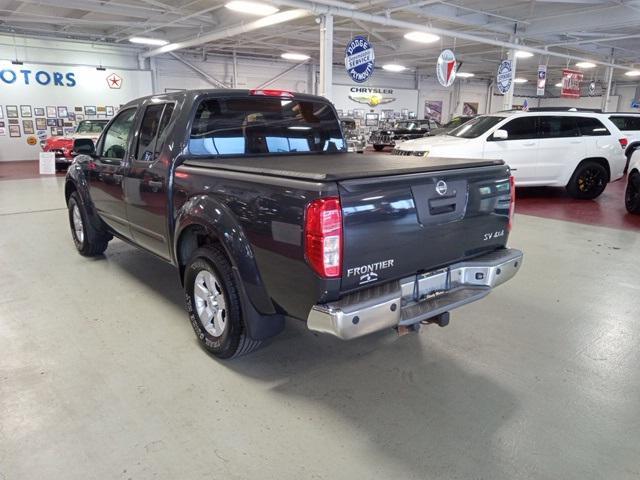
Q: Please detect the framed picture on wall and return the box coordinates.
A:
[76,115,84,121]
[63,127,75,136]
[462,102,478,116]
[63,121,73,127]
[56,119,64,127]
[6,105,18,118]
[68,113,75,122]
[23,120,35,134]
[84,106,96,116]
[36,118,47,130]
[0,105,3,119]
[75,106,83,112]
[97,106,106,113]
[105,106,114,116]
[0,123,5,136]
[9,125,21,137]
[20,105,32,118]
[8,119,19,125]
[34,107,45,117]
[46,106,57,118]
[57,106,68,118]
[46,119,57,127]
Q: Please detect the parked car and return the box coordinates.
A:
[393,111,627,199]
[369,119,438,151]
[625,150,640,214]
[607,113,640,169]
[426,115,475,136]
[41,119,109,170]
[65,89,522,359]
[340,117,366,153]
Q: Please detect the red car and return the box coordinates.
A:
[41,120,109,170]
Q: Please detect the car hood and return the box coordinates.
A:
[395,135,472,151]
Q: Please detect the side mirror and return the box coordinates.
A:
[73,138,96,157]
[493,129,508,140]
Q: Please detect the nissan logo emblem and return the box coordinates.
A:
[435,180,448,196]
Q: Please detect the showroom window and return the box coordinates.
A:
[101,108,137,160]
[136,103,175,162]
[576,117,610,136]
[189,96,345,156]
[539,116,580,138]
[495,116,538,140]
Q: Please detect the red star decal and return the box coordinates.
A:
[106,73,122,89]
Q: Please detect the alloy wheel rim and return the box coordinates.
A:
[193,269,227,337]
[577,168,604,193]
[72,205,84,243]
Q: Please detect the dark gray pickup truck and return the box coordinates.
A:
[65,89,522,358]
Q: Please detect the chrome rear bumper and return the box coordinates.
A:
[307,248,523,340]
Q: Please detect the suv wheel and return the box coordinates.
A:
[184,245,262,359]
[566,161,608,200]
[373,144,385,152]
[625,171,640,214]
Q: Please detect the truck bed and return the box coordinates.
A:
[181,153,503,181]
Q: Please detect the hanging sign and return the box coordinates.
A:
[588,81,596,96]
[436,49,457,87]
[345,36,375,84]
[496,60,513,94]
[561,69,583,98]
[537,65,547,96]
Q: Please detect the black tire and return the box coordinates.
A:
[68,191,110,256]
[625,171,640,214]
[566,161,609,200]
[184,245,261,359]
[373,144,385,152]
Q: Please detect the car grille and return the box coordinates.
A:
[371,134,393,144]
[391,149,427,156]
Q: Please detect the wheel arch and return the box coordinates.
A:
[573,157,611,183]
[625,141,640,159]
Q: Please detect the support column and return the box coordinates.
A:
[501,48,518,111]
[319,14,333,101]
[232,50,238,88]
[602,64,614,112]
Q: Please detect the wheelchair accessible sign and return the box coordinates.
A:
[345,36,375,83]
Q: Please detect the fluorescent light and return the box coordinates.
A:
[625,70,640,77]
[225,0,279,16]
[404,31,440,43]
[555,82,563,87]
[513,78,528,83]
[515,50,534,59]
[11,60,23,65]
[129,37,169,46]
[456,72,475,78]
[288,126,311,130]
[382,64,406,72]
[576,61,596,69]
[281,52,310,61]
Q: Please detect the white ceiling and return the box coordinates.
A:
[1,0,640,84]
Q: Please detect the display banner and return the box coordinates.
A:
[496,60,513,94]
[345,36,375,83]
[436,50,457,87]
[537,65,547,96]
[561,69,583,98]
[424,100,443,123]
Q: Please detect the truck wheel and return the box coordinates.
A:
[625,171,640,214]
[566,161,608,199]
[373,144,385,152]
[184,246,261,359]
[67,192,110,256]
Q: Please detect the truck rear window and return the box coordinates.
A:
[189,97,345,156]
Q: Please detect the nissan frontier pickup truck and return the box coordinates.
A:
[65,89,523,359]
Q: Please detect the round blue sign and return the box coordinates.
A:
[345,36,375,83]
[496,60,513,94]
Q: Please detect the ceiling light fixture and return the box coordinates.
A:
[576,61,596,69]
[624,70,640,77]
[515,50,534,59]
[513,78,528,83]
[225,0,279,16]
[129,37,169,46]
[456,72,475,78]
[382,64,406,72]
[404,31,440,43]
[281,52,310,61]
[555,82,563,87]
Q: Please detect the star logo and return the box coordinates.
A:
[106,73,122,89]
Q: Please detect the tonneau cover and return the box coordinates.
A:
[182,154,504,182]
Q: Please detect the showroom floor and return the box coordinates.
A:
[1,176,639,480]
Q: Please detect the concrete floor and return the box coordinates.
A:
[1,176,639,480]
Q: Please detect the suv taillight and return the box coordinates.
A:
[619,138,628,149]
[508,176,516,231]
[304,197,342,278]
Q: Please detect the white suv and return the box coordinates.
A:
[393,111,627,199]
[626,150,640,213]
[608,113,640,168]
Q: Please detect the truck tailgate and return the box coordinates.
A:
[339,164,511,292]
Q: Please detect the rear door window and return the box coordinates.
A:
[609,116,640,131]
[189,96,345,156]
[576,117,610,136]
[135,103,175,162]
[496,116,538,140]
[539,116,580,138]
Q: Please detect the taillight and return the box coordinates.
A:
[508,175,516,232]
[249,89,294,98]
[304,197,342,278]
[619,138,628,149]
